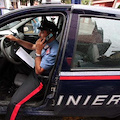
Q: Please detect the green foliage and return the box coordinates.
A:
[81,0,90,5]
[61,0,71,4]
[65,0,71,4]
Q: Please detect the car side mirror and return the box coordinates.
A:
[24,27,29,32]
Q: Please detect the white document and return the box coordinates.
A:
[16,47,35,68]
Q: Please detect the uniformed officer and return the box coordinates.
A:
[5,20,59,120]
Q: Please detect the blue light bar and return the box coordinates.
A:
[71,0,81,4]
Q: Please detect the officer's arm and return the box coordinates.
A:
[6,35,36,50]
[35,38,46,75]
[35,57,45,75]
[17,38,36,50]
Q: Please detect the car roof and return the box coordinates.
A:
[72,4,120,16]
[18,4,120,17]
[0,4,120,21]
[1,4,120,15]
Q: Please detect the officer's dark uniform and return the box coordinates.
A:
[6,21,59,120]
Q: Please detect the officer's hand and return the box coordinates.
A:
[5,35,18,42]
[36,37,46,54]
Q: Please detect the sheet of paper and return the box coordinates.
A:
[16,47,35,68]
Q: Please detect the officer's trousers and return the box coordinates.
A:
[6,71,43,120]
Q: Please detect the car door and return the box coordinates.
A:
[55,8,120,118]
[0,6,71,115]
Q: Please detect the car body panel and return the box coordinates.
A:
[55,71,120,117]
[54,5,120,118]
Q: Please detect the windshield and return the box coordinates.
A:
[0,21,20,31]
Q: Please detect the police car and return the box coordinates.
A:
[0,4,120,119]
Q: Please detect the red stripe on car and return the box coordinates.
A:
[60,76,120,80]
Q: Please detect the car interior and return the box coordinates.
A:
[0,14,64,107]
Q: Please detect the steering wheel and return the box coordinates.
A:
[0,36,21,64]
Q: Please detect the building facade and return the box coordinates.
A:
[92,0,120,8]
[3,0,30,9]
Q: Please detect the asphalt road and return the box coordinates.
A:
[0,116,118,120]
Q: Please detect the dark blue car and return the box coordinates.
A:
[0,4,120,119]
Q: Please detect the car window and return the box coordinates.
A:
[24,16,59,34]
[72,17,120,69]
[24,17,41,34]
[0,21,21,31]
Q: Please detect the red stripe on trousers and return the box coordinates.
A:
[10,82,43,120]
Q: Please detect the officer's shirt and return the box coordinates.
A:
[40,40,59,71]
